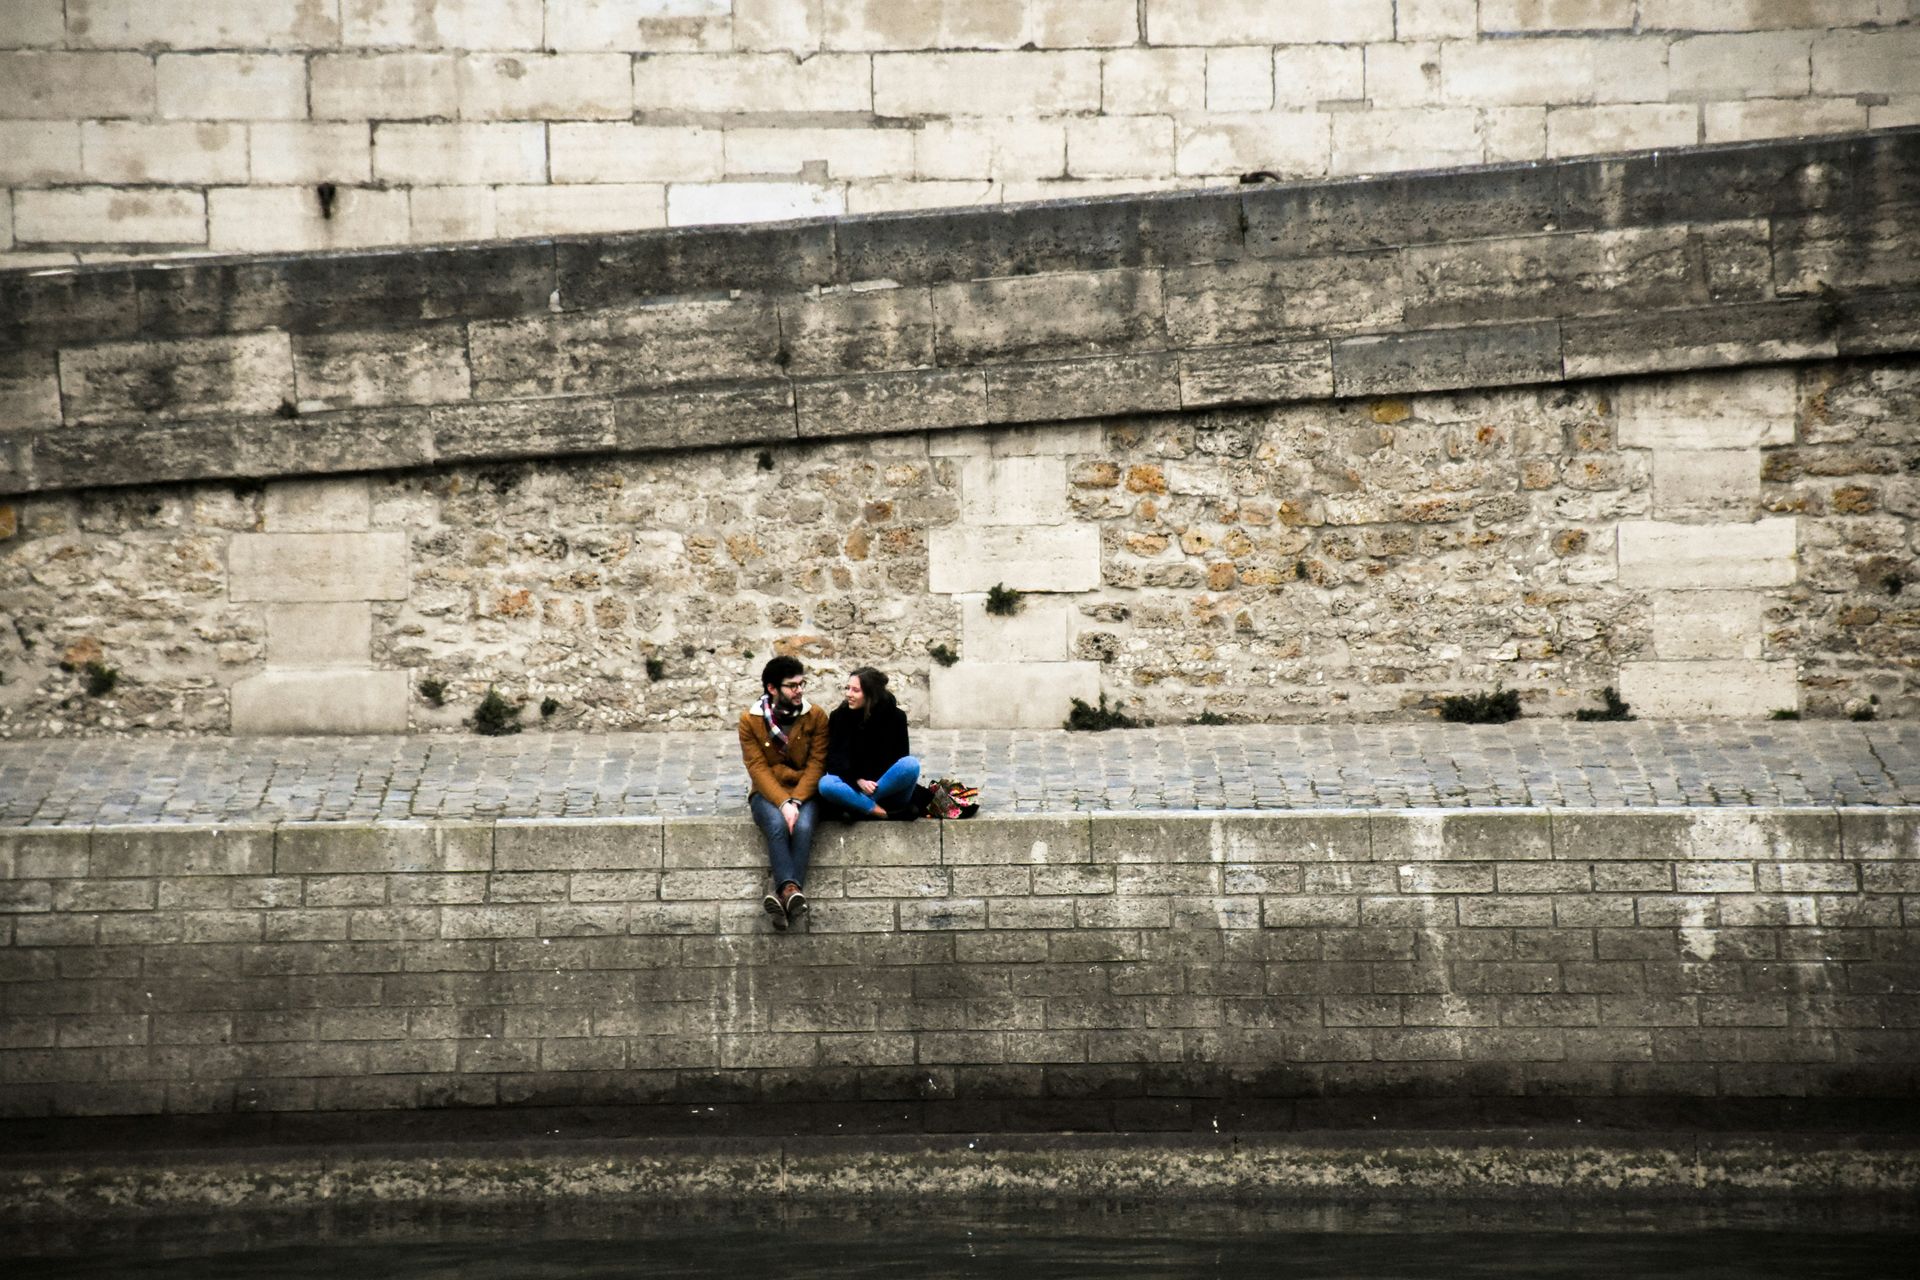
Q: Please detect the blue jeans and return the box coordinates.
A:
[818,756,921,818]
[749,794,817,890]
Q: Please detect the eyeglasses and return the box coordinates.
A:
[778,678,806,690]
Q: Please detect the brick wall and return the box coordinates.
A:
[1,808,1915,1125]
[1,1,1914,266]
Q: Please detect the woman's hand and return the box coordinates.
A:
[857,779,878,796]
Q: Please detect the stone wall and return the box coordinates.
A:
[1,808,1914,1124]
[1,1,1915,267]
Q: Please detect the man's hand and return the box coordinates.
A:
[782,799,799,833]
[857,779,878,796]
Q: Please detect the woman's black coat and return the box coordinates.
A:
[825,703,910,783]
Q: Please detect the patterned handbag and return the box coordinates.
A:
[922,777,980,819]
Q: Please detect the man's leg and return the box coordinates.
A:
[872,756,921,809]
[787,799,819,889]
[816,773,873,816]
[749,793,798,889]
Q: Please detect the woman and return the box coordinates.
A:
[819,667,920,819]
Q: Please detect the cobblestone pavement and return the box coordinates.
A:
[2,722,1916,827]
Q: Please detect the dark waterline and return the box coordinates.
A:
[16,1198,1920,1279]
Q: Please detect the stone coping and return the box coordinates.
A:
[5,1131,1920,1219]
[3,128,1915,496]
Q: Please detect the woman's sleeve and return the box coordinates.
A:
[891,706,911,766]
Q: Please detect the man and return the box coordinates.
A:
[737,655,827,931]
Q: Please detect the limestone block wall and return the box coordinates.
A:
[0,809,1914,1124]
[1,1,1916,267]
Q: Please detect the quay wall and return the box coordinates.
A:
[0,808,1916,1129]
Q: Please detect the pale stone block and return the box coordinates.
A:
[961,596,1073,663]
[928,422,1104,457]
[547,0,731,51]
[1101,48,1206,113]
[1066,116,1175,179]
[79,122,247,185]
[208,187,412,253]
[1868,99,1920,129]
[1028,0,1139,48]
[408,186,497,242]
[724,127,914,179]
[1146,0,1394,44]
[1812,28,1920,97]
[264,478,372,533]
[1441,37,1602,106]
[874,51,1101,117]
[0,52,156,119]
[295,325,471,411]
[1207,47,1274,111]
[1669,32,1812,101]
[1617,661,1798,720]
[341,0,544,50]
[70,0,341,49]
[1481,1,1634,30]
[929,662,1101,729]
[1482,107,1548,161]
[1274,45,1365,107]
[1652,450,1760,520]
[823,0,1026,51]
[551,124,725,183]
[265,603,374,667]
[1616,519,1797,590]
[666,181,843,226]
[1705,98,1869,144]
[1646,0,1906,33]
[959,456,1067,526]
[916,119,1065,180]
[1333,108,1481,173]
[927,526,1101,593]
[311,55,459,121]
[1175,112,1330,178]
[1363,41,1445,109]
[1546,105,1699,159]
[495,184,669,236]
[733,0,824,52]
[845,179,999,213]
[633,53,872,113]
[1590,38,1671,104]
[155,54,308,121]
[5,0,64,45]
[373,123,548,185]
[229,532,410,603]
[0,350,60,429]
[0,122,82,183]
[1615,368,1797,450]
[1652,592,1763,661]
[249,124,374,185]
[14,187,204,245]
[456,53,633,120]
[230,669,411,735]
[1395,0,1478,37]
[1000,177,1193,202]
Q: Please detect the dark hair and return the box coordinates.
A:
[846,667,897,722]
[761,655,803,694]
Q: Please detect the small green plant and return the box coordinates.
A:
[1770,708,1802,720]
[473,686,523,736]
[1190,710,1229,726]
[418,677,447,707]
[1573,686,1634,722]
[645,656,667,681]
[82,661,118,697]
[756,449,775,471]
[1439,686,1521,724]
[1065,694,1143,731]
[928,643,960,668]
[540,696,560,719]
[985,583,1024,617]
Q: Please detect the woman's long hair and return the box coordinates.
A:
[847,667,897,722]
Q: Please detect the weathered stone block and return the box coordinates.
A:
[932,270,1165,367]
[1617,660,1799,718]
[1616,519,1796,589]
[1166,254,1400,348]
[431,398,618,463]
[90,827,274,878]
[78,122,248,185]
[230,669,411,735]
[1372,811,1553,862]
[1146,0,1393,43]
[726,126,916,180]
[781,287,936,376]
[497,184,670,238]
[248,123,375,186]
[73,0,341,48]
[0,122,81,185]
[874,51,1100,116]
[155,53,309,120]
[659,819,762,871]
[985,354,1181,425]
[469,298,781,399]
[0,52,156,119]
[14,188,205,247]
[228,532,409,603]
[275,823,488,875]
[372,123,547,186]
[1772,203,1920,295]
[796,369,987,439]
[310,54,459,121]
[208,187,414,255]
[455,53,631,121]
[961,595,1071,663]
[0,350,60,429]
[617,382,794,452]
[1838,808,1920,861]
[263,478,371,533]
[1333,322,1562,397]
[293,325,471,414]
[60,332,291,426]
[928,525,1101,593]
[341,0,543,49]
[265,603,373,668]
[959,455,1066,526]
[929,661,1101,728]
[1650,592,1762,660]
[941,816,1092,866]
[1334,108,1484,173]
[1651,450,1759,519]
[1547,105,1701,159]
[1560,299,1836,379]
[1616,367,1798,449]
[1684,809,1839,862]
[497,820,664,872]
[0,829,90,879]
[1174,111,1331,178]
[636,52,870,113]
[811,821,943,871]
[1178,339,1332,408]
[555,221,835,311]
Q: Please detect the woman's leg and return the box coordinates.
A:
[871,756,921,809]
[749,793,798,888]
[818,772,880,817]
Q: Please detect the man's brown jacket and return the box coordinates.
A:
[737,703,828,806]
